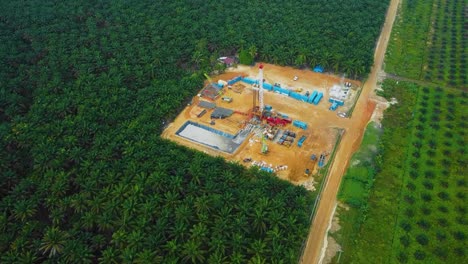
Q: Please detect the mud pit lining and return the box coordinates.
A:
[176,121,250,154]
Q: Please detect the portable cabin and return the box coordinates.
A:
[297,135,307,147]
[289,92,309,102]
[308,91,318,103]
[293,120,308,130]
[313,92,323,105]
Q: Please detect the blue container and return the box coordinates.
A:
[242,77,257,85]
[329,102,338,111]
[260,167,274,173]
[329,98,344,106]
[227,76,242,85]
[273,86,291,96]
[313,92,323,105]
[297,135,307,147]
[314,66,324,73]
[263,83,273,91]
[293,120,308,130]
[289,92,299,100]
[265,105,273,111]
[308,91,318,103]
[290,92,308,102]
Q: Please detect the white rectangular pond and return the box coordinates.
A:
[176,121,250,154]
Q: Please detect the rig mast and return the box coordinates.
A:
[258,64,264,114]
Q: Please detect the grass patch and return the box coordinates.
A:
[338,122,381,208]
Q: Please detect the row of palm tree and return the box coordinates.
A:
[0,0,390,262]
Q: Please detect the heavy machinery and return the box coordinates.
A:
[203,73,213,84]
[222,96,233,103]
[318,152,329,167]
[265,117,291,127]
[261,134,268,154]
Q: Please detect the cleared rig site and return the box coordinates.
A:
[162,63,364,185]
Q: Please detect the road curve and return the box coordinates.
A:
[300,0,401,263]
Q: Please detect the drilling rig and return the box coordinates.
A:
[252,64,265,118]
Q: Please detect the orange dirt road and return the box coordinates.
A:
[300,0,400,263]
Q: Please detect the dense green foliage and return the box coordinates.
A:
[239,49,254,66]
[385,0,467,88]
[6,0,410,262]
[0,0,391,77]
[335,80,467,263]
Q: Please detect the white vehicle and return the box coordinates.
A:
[293,76,299,81]
[337,112,347,118]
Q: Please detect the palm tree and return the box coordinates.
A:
[248,45,258,60]
[80,212,95,230]
[18,251,37,264]
[230,251,246,264]
[190,223,208,240]
[1,251,20,264]
[39,227,68,257]
[207,250,228,264]
[70,193,88,214]
[97,210,114,231]
[12,200,36,222]
[163,239,179,256]
[99,247,120,264]
[135,249,162,264]
[248,254,266,264]
[62,239,93,264]
[182,239,206,263]
[251,208,267,235]
[191,51,204,68]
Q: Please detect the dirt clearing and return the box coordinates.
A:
[162,63,363,185]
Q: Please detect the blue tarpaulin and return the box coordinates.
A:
[313,65,324,73]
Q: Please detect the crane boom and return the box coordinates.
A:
[203,73,213,84]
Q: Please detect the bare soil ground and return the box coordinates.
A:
[300,0,401,263]
[321,204,342,264]
[162,63,363,184]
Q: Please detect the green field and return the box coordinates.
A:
[385,0,467,88]
[335,79,467,263]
